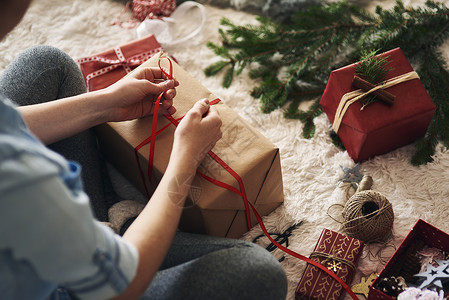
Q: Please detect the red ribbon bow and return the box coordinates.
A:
[134,56,360,300]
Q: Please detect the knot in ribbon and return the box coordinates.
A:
[333,71,420,133]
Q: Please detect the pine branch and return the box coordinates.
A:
[205,0,449,165]
[285,98,323,138]
[411,47,449,164]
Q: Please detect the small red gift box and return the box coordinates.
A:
[295,229,364,300]
[368,219,449,299]
[320,47,436,162]
[77,35,163,91]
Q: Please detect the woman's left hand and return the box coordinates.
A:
[101,66,179,122]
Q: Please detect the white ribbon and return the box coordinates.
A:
[136,1,206,47]
[332,71,420,133]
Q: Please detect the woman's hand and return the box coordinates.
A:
[170,98,223,171]
[100,67,179,122]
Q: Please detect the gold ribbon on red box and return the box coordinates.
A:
[332,71,419,133]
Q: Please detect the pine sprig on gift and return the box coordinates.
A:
[205,0,449,165]
[355,49,392,85]
[354,49,393,109]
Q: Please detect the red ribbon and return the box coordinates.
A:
[134,57,359,300]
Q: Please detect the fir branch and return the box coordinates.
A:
[205,0,449,165]
[411,47,449,164]
[222,64,235,88]
[204,60,230,77]
[285,98,323,138]
[331,130,345,150]
[411,119,438,165]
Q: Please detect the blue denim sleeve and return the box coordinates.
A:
[0,152,139,300]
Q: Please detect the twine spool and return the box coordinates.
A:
[342,190,394,243]
[356,175,373,193]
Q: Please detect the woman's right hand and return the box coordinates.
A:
[171,98,222,170]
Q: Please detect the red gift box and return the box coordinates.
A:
[320,47,436,162]
[295,229,364,300]
[368,219,449,299]
[77,35,163,91]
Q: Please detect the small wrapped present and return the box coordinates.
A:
[95,52,284,238]
[77,35,163,91]
[320,47,436,162]
[295,229,364,300]
[368,219,449,299]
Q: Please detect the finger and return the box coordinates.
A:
[144,79,176,96]
[161,98,176,115]
[161,98,173,109]
[138,67,166,81]
[132,67,156,81]
[170,77,179,87]
[167,106,176,115]
[189,98,210,118]
[205,105,220,118]
[134,66,179,83]
[163,88,176,101]
[148,67,179,86]
[202,105,222,125]
[149,103,171,115]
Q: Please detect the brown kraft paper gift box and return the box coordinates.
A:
[295,229,364,300]
[95,52,284,238]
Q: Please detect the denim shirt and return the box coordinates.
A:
[0,95,138,299]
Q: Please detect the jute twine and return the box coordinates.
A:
[341,190,394,243]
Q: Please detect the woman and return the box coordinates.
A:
[0,1,287,299]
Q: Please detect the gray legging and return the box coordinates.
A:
[0,45,287,300]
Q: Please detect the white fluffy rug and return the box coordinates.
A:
[2,0,449,299]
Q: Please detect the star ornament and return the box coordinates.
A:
[415,259,449,289]
[339,163,363,190]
